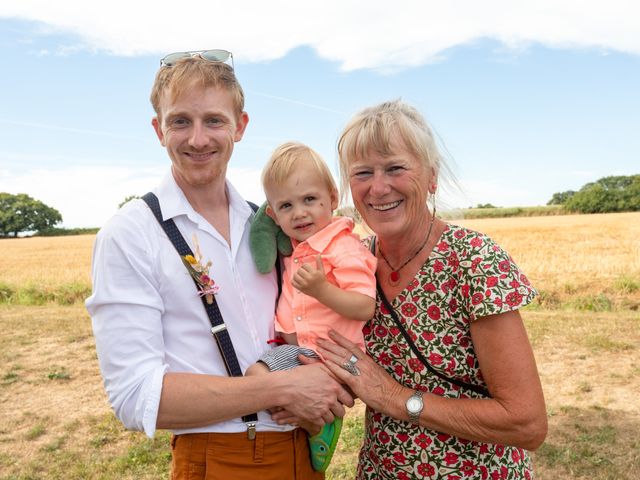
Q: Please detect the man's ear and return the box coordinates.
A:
[151,117,165,146]
[234,112,249,142]
[265,204,279,224]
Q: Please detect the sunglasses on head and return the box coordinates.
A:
[160,49,234,69]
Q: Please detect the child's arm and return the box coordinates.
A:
[292,255,375,321]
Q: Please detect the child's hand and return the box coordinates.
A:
[292,255,328,299]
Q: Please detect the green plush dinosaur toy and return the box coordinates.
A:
[249,202,293,273]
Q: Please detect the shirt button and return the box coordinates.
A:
[296,315,302,321]
[294,258,299,264]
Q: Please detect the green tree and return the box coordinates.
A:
[0,193,63,237]
[564,175,640,213]
[547,190,576,205]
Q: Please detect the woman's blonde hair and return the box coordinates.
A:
[337,99,443,203]
[262,142,338,198]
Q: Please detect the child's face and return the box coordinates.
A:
[266,171,338,243]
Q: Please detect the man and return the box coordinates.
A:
[86,50,352,479]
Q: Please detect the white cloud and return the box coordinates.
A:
[1,1,638,70]
[1,164,265,228]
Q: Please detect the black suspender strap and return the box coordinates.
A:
[142,192,259,438]
[370,237,491,398]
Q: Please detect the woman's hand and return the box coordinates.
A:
[316,330,405,415]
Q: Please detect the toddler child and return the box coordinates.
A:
[247,142,377,471]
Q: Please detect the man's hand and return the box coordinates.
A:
[291,255,328,299]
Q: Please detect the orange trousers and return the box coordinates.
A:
[170,429,324,480]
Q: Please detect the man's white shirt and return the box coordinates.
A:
[86,172,287,437]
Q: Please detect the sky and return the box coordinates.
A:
[0,1,639,228]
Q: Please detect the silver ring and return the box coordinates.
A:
[348,354,358,364]
[342,361,360,376]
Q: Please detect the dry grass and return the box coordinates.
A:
[0,235,94,287]
[1,305,638,479]
[1,213,639,478]
[455,212,640,308]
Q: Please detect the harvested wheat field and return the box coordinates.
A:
[1,212,639,479]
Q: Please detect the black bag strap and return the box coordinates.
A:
[142,192,259,435]
[370,237,490,398]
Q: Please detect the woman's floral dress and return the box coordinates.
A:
[359,224,537,480]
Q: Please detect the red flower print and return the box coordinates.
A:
[520,273,531,286]
[444,452,459,465]
[380,302,390,314]
[374,325,388,337]
[427,305,441,320]
[449,297,459,313]
[433,260,444,272]
[415,432,432,448]
[461,460,477,477]
[428,352,443,366]
[422,331,436,341]
[377,352,392,365]
[417,463,436,477]
[525,471,531,480]
[398,473,410,480]
[437,432,451,442]
[432,386,445,396]
[462,284,470,297]
[425,282,437,292]
[470,236,483,248]
[480,465,488,480]
[498,260,510,272]
[391,344,401,355]
[409,358,425,372]
[392,451,406,464]
[363,324,371,335]
[459,336,470,347]
[448,252,460,269]
[479,444,489,454]
[472,292,483,305]
[382,457,393,471]
[505,291,523,307]
[500,466,508,479]
[466,355,475,368]
[491,471,500,480]
[394,365,404,377]
[454,229,466,239]
[396,432,409,442]
[446,358,456,372]
[493,297,503,307]
[486,276,498,287]
[378,431,390,443]
[495,445,504,457]
[401,303,418,317]
[437,240,449,251]
[509,279,520,289]
[485,289,492,298]
[442,334,453,346]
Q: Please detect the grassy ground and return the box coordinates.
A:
[1,212,639,479]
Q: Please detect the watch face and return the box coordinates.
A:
[407,397,422,413]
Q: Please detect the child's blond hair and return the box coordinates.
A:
[262,142,338,198]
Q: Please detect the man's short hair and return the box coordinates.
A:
[150,56,245,120]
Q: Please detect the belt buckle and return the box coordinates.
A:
[246,421,257,440]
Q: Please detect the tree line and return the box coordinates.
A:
[547,175,640,213]
[2,175,638,237]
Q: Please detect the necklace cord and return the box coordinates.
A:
[378,209,436,275]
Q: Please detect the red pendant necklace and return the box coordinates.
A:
[378,214,435,285]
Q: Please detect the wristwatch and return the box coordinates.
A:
[406,390,424,423]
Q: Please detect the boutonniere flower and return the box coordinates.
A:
[181,234,219,304]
